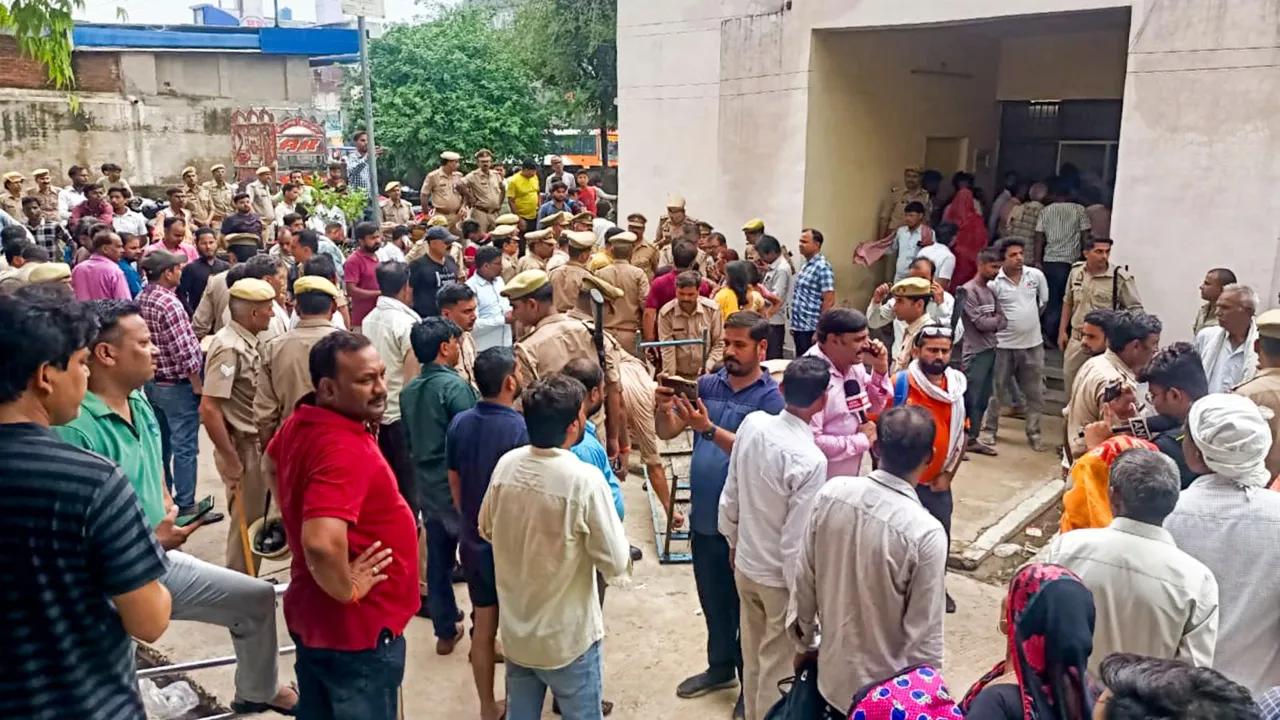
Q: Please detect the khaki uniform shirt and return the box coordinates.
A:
[893,314,932,374]
[463,169,505,212]
[203,180,235,220]
[247,180,276,223]
[380,198,414,227]
[254,318,337,438]
[184,184,212,226]
[515,312,622,388]
[1066,350,1138,459]
[1232,367,1280,478]
[1193,303,1219,337]
[516,253,550,274]
[657,296,724,378]
[203,320,262,435]
[424,168,464,215]
[1067,262,1143,333]
[454,332,478,389]
[658,216,699,247]
[193,270,231,339]
[594,259,649,339]
[26,186,61,222]
[501,252,519,282]
[658,244,713,278]
[631,239,659,278]
[549,261,594,314]
[0,192,23,220]
[878,186,933,233]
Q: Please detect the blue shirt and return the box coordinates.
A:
[689,369,785,535]
[445,401,528,548]
[791,253,835,332]
[117,259,143,297]
[572,422,624,520]
[535,199,571,225]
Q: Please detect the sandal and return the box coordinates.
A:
[230,682,298,716]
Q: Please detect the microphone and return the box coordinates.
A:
[1112,414,1181,440]
[844,379,870,424]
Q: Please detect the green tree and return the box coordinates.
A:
[512,0,617,164]
[0,1,125,101]
[347,6,550,183]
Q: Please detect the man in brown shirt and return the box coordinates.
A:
[658,193,700,248]
[549,230,598,313]
[463,149,505,232]
[657,271,725,377]
[379,181,415,227]
[594,231,650,357]
[1,171,25,219]
[200,277,274,575]
[203,164,236,225]
[180,166,213,228]
[424,150,465,233]
[439,283,479,389]
[1233,308,1280,478]
[254,276,340,446]
[628,213,659,278]
[26,168,61,222]
[516,229,555,273]
[877,165,933,238]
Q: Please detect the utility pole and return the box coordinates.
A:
[357,15,380,223]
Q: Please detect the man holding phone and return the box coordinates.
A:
[804,308,891,479]
[57,299,300,715]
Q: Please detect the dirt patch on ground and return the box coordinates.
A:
[962,503,1063,586]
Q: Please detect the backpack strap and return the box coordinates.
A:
[892,371,910,408]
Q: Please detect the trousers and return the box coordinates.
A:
[146,380,200,509]
[692,531,742,679]
[791,329,815,358]
[163,550,280,703]
[425,511,461,639]
[980,346,1044,442]
[294,632,405,720]
[737,571,792,720]
[765,324,787,360]
[963,349,997,442]
[224,431,268,575]
[506,641,604,720]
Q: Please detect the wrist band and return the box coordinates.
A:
[349,584,360,604]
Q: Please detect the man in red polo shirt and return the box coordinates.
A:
[268,331,419,720]
[343,221,384,332]
[643,240,713,345]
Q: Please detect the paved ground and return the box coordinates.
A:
[153,420,1060,718]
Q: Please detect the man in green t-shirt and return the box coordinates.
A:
[56,299,300,716]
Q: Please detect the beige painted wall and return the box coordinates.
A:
[998,30,1129,100]
[804,28,1001,308]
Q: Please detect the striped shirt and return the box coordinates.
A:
[0,422,169,720]
[138,283,203,382]
[1035,202,1091,264]
[790,253,835,332]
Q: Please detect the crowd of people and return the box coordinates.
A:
[1,146,1279,720]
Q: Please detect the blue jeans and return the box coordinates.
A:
[146,380,200,509]
[293,631,405,720]
[506,641,603,720]
[425,512,460,640]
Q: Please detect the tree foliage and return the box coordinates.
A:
[0,1,126,108]
[347,6,550,182]
[512,0,617,163]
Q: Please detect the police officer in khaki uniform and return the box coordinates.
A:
[741,218,765,265]
[203,164,235,225]
[1,172,25,219]
[201,277,276,575]
[594,231,650,357]
[506,270,627,455]
[658,193,700,247]
[27,168,61,222]
[570,211,594,234]
[877,165,933,238]
[659,239,713,280]
[439,283,479,389]
[254,275,339,446]
[549,230,598,313]
[181,166,212,228]
[492,224,519,281]
[628,213,659,278]
[193,236,259,339]
[657,269,725,377]
[517,229,555,273]
[1233,308,1280,478]
[1060,237,1142,393]
[380,181,415,227]
[463,148,505,233]
[424,150,465,234]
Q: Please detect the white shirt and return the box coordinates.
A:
[479,446,631,670]
[111,210,148,237]
[57,187,85,221]
[867,292,964,362]
[258,301,291,344]
[1195,324,1257,394]
[288,309,345,331]
[273,200,300,226]
[375,242,406,264]
[791,470,947,711]
[762,256,794,327]
[592,217,616,247]
[915,242,955,285]
[1038,517,1219,674]
[989,266,1048,350]
[361,296,421,424]
[719,410,827,589]
[1166,474,1280,694]
[466,272,512,350]
[546,249,569,272]
[892,226,923,281]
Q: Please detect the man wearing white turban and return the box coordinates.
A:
[1166,393,1280,695]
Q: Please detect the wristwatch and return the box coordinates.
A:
[699,426,717,441]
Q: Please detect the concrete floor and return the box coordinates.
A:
[153,421,1060,719]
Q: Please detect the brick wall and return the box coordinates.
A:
[0,36,121,93]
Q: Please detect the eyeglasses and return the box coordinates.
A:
[920,325,953,338]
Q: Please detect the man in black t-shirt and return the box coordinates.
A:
[0,285,171,719]
[409,226,459,317]
[1138,342,1208,488]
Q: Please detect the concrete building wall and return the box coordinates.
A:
[619,0,1280,339]
[0,48,313,192]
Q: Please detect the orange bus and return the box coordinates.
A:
[545,128,618,168]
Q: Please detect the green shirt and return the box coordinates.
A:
[401,362,477,518]
[56,390,166,526]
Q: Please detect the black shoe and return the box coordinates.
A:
[676,670,738,698]
[552,699,613,716]
[630,545,643,562]
[415,596,432,619]
[946,592,957,614]
[732,692,745,720]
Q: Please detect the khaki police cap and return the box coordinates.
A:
[501,269,550,299]
[210,163,226,172]
[384,180,401,192]
[581,273,624,300]
[571,211,593,225]
[891,276,932,298]
[524,229,553,243]
[742,218,764,233]
[666,193,686,209]
[609,231,637,245]
[440,151,461,162]
[626,213,647,226]
[229,278,276,302]
[225,233,260,248]
[1257,309,1280,339]
[904,164,923,174]
[182,166,197,177]
[427,214,449,227]
[539,211,571,227]
[3,171,24,184]
[495,213,520,226]
[293,275,339,298]
[490,224,517,238]
[566,231,597,250]
[256,166,273,176]
[28,262,71,283]
[474,148,493,160]
[32,168,50,178]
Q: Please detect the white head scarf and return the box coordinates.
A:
[1187,393,1273,488]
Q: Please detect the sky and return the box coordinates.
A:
[74,0,436,25]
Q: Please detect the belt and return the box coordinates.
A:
[154,377,190,386]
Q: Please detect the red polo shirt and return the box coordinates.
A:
[644,269,713,310]
[343,250,381,326]
[268,401,420,651]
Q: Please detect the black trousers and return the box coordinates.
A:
[377,420,417,519]
[294,631,404,720]
[915,485,953,545]
[766,324,786,360]
[692,531,741,679]
[963,349,997,442]
[1042,261,1073,344]
[791,329,815,358]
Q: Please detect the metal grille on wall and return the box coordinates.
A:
[997,100,1123,186]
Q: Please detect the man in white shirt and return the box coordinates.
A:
[1166,394,1280,695]
[466,244,513,350]
[720,357,829,720]
[867,257,963,358]
[56,164,89,221]
[1194,283,1258,393]
[755,235,794,360]
[108,186,147,237]
[360,260,424,527]
[479,374,631,719]
[1039,448,1219,673]
[791,405,947,716]
[914,229,955,290]
[273,182,303,228]
[889,201,930,282]
[979,237,1049,452]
